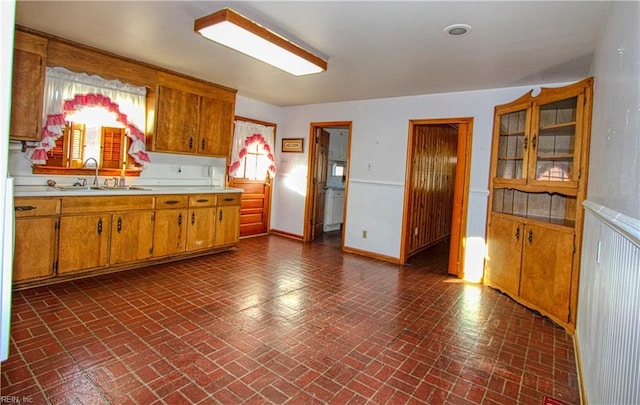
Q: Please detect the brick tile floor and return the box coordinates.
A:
[1,234,579,404]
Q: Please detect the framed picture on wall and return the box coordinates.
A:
[282,138,304,153]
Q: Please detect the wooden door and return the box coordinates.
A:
[110,211,154,265]
[229,177,272,237]
[215,206,240,246]
[155,86,200,153]
[58,214,110,274]
[199,96,234,156]
[186,207,216,251]
[311,128,330,240]
[485,214,524,296]
[519,223,574,322]
[152,208,187,257]
[13,217,57,281]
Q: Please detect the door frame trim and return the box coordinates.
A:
[303,121,352,242]
[400,117,474,278]
[231,115,277,237]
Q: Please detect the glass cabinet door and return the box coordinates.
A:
[530,95,581,187]
[495,107,529,182]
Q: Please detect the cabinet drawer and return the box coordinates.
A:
[155,195,188,208]
[217,193,241,206]
[61,196,154,214]
[189,194,217,207]
[14,197,60,217]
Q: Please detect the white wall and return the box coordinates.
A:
[270,83,571,268]
[577,2,640,404]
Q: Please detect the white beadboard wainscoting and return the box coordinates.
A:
[576,201,640,405]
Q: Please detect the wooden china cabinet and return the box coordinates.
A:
[484,77,593,331]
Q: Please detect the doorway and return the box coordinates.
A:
[304,122,352,245]
[228,116,276,238]
[401,118,473,278]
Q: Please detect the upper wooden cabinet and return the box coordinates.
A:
[151,72,236,157]
[9,31,47,141]
[491,78,592,193]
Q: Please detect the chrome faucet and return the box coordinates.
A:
[83,158,99,186]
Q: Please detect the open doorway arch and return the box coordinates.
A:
[400,118,473,278]
[304,121,352,244]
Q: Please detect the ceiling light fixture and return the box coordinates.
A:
[194,8,327,76]
[444,24,472,37]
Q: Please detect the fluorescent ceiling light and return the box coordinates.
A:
[195,8,327,76]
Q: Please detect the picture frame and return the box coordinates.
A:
[282,138,304,153]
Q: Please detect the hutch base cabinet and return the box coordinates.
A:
[484,78,593,332]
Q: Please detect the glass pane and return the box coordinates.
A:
[536,97,577,181]
[496,109,527,180]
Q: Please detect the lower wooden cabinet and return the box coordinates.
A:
[486,213,575,324]
[58,214,110,274]
[13,198,60,282]
[13,192,241,287]
[110,211,154,265]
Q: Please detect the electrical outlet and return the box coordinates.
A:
[362,230,367,239]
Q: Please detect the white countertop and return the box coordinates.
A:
[14,185,244,197]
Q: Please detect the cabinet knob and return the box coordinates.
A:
[97,218,103,235]
[117,217,122,233]
[178,213,182,226]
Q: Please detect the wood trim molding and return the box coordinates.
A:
[270,229,304,241]
[342,246,402,264]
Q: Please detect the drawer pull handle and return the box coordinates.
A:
[164,200,180,205]
[178,213,182,226]
[117,217,122,233]
[188,137,194,150]
[15,206,36,211]
[528,229,533,245]
[514,226,520,241]
[224,197,234,202]
[196,199,209,203]
[191,212,195,225]
[97,218,103,235]
[219,210,223,221]
[201,139,205,150]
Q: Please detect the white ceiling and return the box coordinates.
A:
[15,1,610,107]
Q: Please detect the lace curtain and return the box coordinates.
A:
[229,120,276,178]
[26,67,150,166]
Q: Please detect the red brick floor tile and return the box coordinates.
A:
[2,235,580,403]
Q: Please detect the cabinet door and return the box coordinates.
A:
[110,211,154,265]
[485,214,524,296]
[58,214,110,274]
[519,223,574,322]
[152,209,187,257]
[186,207,216,251]
[491,102,531,186]
[13,217,57,281]
[10,46,46,141]
[155,86,200,153]
[215,206,240,246]
[199,96,233,157]
[529,92,584,189]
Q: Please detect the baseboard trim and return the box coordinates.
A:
[573,331,587,405]
[342,245,402,264]
[270,229,304,241]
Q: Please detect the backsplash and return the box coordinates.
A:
[8,141,227,187]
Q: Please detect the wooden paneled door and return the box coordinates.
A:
[401,118,473,278]
[311,128,329,240]
[229,177,272,237]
